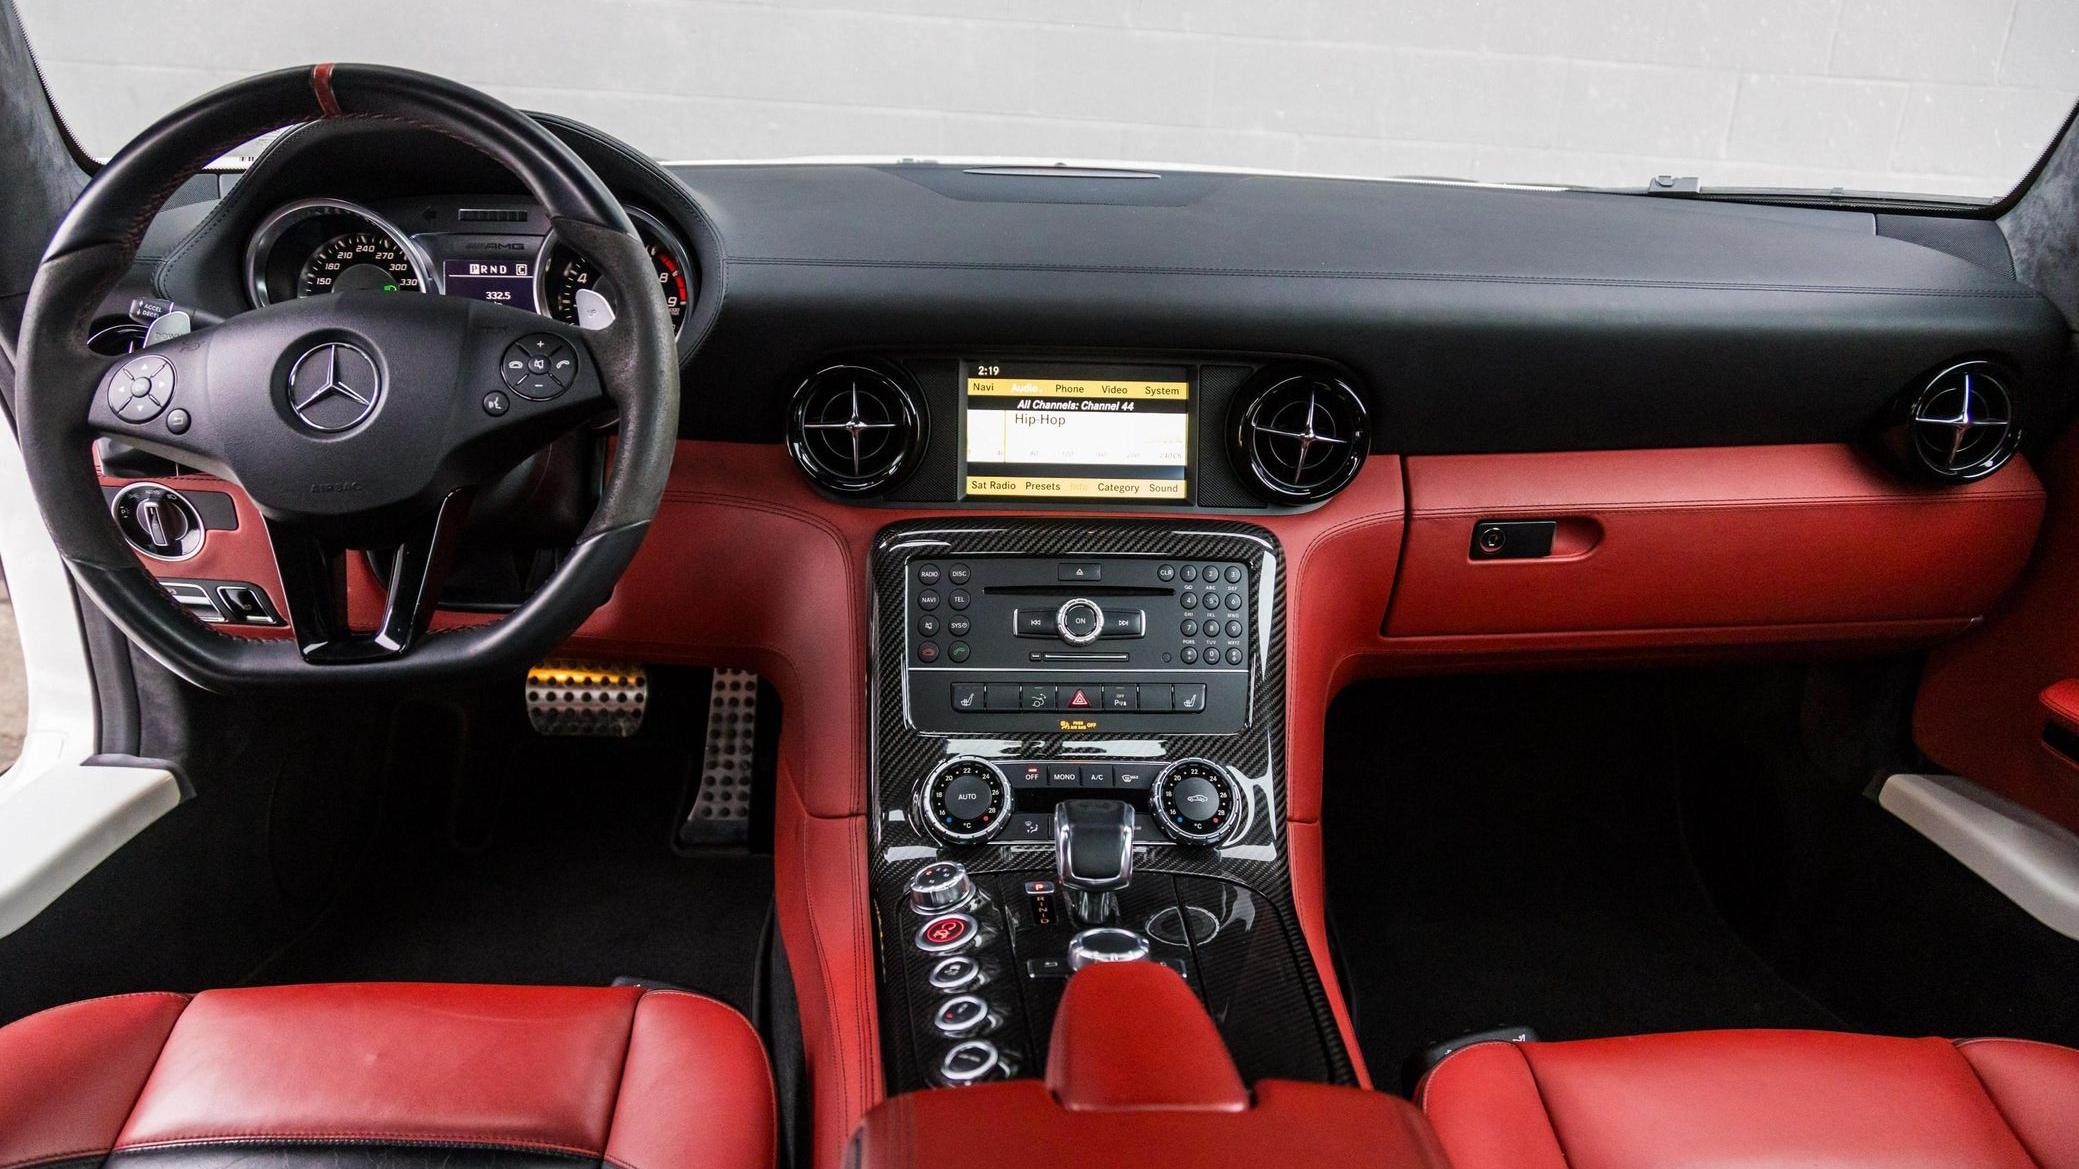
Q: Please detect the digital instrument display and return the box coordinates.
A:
[962,361,1192,503]
[442,258,538,313]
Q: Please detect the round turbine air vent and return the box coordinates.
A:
[1229,369,1370,502]
[787,362,926,495]
[1890,360,2022,484]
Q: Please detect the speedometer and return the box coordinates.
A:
[297,230,424,297]
[538,208,691,334]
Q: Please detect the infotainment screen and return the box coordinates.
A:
[961,361,1192,503]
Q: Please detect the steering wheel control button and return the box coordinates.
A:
[1055,597,1103,645]
[916,757,1013,844]
[929,956,984,993]
[111,483,205,562]
[108,354,175,422]
[932,994,990,1037]
[939,1040,1000,1086]
[508,334,575,401]
[482,390,511,416]
[909,861,977,914]
[915,912,979,954]
[164,408,192,435]
[1151,758,1242,845]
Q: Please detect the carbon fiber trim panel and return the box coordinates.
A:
[868,518,1355,1092]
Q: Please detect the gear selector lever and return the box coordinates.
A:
[1054,798,1134,926]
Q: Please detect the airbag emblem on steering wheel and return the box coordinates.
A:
[286,341,381,432]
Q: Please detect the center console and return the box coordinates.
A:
[869,518,1356,1092]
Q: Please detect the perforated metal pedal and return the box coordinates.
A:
[682,668,758,844]
[525,660,648,737]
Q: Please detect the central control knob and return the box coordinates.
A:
[1150,758,1243,846]
[908,860,976,914]
[1055,597,1104,645]
[915,757,1014,845]
[1066,927,1150,971]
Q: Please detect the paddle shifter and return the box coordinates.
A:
[1053,798,1135,927]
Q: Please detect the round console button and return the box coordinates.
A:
[948,563,971,585]
[1225,565,1244,584]
[1150,759,1242,846]
[917,590,941,610]
[917,563,942,586]
[915,912,979,954]
[918,615,939,637]
[909,861,976,914]
[940,1039,1000,1085]
[1055,597,1103,645]
[1066,927,1150,971]
[947,615,971,636]
[929,955,984,993]
[1180,565,1197,582]
[933,994,991,1037]
[915,758,1014,844]
[948,642,970,663]
[1158,564,1176,582]
[1226,646,1245,665]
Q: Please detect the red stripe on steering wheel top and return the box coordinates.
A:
[311,63,342,118]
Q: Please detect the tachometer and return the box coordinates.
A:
[296,230,424,297]
[538,208,691,334]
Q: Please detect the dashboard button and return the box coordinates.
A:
[1181,647,1198,665]
[1226,591,1244,611]
[1101,609,1145,637]
[940,1039,1000,1084]
[948,563,971,585]
[1080,763,1115,788]
[1225,565,1244,584]
[917,590,941,610]
[986,684,1021,712]
[1061,684,1099,711]
[1009,762,1048,789]
[1015,609,1053,636]
[917,615,940,637]
[1003,812,1052,842]
[1180,592,1197,610]
[930,956,983,993]
[1105,686,1136,711]
[1047,764,1081,787]
[1176,684,1207,712]
[1022,686,1055,710]
[948,615,971,637]
[1180,565,1197,582]
[1114,764,1155,790]
[917,642,939,664]
[1226,619,1243,638]
[1158,564,1176,582]
[1140,685,1173,713]
[952,683,984,712]
[915,913,978,954]
[948,642,971,663]
[948,590,971,610]
[1059,562,1102,582]
[917,563,942,586]
[1225,646,1245,665]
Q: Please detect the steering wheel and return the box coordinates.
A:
[15,65,677,691]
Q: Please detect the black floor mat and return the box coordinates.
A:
[248,688,773,1015]
[1322,672,1842,1089]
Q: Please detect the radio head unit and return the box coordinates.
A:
[960,360,1193,505]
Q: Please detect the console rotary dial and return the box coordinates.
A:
[1055,597,1104,645]
[916,757,1014,845]
[1150,758,1243,845]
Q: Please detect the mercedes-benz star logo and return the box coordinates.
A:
[286,342,381,432]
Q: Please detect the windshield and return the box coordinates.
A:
[18,1,2079,200]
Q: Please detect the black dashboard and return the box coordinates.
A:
[103,112,2070,505]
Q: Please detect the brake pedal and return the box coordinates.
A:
[680,669,758,846]
[525,660,648,737]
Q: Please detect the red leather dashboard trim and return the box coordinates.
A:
[1390,444,2044,637]
[1917,428,2079,832]
[97,472,295,639]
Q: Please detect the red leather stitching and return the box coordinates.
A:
[311,64,341,118]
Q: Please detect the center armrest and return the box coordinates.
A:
[845,963,1448,1169]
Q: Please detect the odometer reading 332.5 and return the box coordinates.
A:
[296,230,423,297]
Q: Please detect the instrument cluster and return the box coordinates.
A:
[244,197,693,336]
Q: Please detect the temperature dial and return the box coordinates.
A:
[916,757,1013,845]
[1150,759,1243,846]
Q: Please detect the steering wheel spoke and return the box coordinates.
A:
[268,489,474,664]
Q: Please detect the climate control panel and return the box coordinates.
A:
[913,756,1246,849]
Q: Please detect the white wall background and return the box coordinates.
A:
[19,0,2079,197]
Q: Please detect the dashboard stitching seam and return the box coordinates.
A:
[727,256,2039,298]
[1414,490,2044,517]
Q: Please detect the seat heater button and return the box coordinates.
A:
[952,683,984,712]
[915,912,979,954]
[1176,684,1207,712]
[940,1039,1000,1085]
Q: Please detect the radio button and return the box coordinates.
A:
[1181,647,1199,665]
[1225,591,1244,611]
[1226,646,1245,665]
[1226,619,1244,638]
[1056,598,1103,644]
[1225,565,1244,584]
[948,563,972,585]
[918,590,941,611]
[917,563,943,586]
[1101,609,1145,637]
[1016,609,1053,636]
[1180,592,1198,610]
[1180,565,1197,582]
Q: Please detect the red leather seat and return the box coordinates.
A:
[1420,1029,2079,1169]
[0,982,775,1169]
